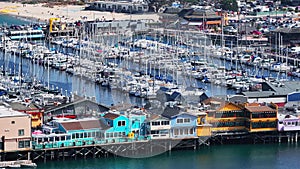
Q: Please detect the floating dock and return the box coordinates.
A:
[0,160,37,168]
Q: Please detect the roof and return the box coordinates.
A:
[10,102,41,111]
[45,95,109,113]
[110,103,133,111]
[145,114,169,122]
[163,7,182,14]
[242,91,275,98]
[184,9,221,19]
[245,106,276,112]
[60,118,109,131]
[0,105,29,118]
[272,27,300,34]
[202,97,225,105]
[242,81,300,97]
[103,112,120,120]
[161,106,181,119]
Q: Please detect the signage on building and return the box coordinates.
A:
[287,92,300,102]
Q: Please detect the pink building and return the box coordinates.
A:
[0,106,31,152]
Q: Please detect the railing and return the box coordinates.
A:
[32,136,150,150]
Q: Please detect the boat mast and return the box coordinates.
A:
[3,38,6,77]
[221,11,225,68]
[236,10,240,72]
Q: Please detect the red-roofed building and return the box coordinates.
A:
[244,103,278,132]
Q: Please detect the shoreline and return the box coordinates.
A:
[0,2,160,24]
[0,13,46,24]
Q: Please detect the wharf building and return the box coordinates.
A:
[160,6,228,30]
[85,0,149,13]
[1,95,300,161]
[270,27,300,46]
[85,19,149,34]
[0,104,31,152]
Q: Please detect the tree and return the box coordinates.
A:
[220,0,238,12]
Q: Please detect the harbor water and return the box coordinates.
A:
[0,14,31,26]
[35,143,300,169]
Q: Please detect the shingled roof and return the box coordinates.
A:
[245,106,276,113]
[103,112,120,120]
[161,106,181,119]
[60,118,109,131]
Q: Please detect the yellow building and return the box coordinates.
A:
[196,112,211,137]
[49,18,61,33]
[203,98,247,133]
[244,103,278,132]
[10,102,44,128]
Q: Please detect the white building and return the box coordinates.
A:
[87,0,149,13]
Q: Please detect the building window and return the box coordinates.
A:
[151,130,159,134]
[177,118,190,124]
[189,128,193,134]
[18,140,30,148]
[151,121,160,126]
[184,118,191,123]
[161,121,169,125]
[174,129,179,135]
[18,141,24,148]
[18,129,24,136]
[11,121,15,124]
[177,119,184,124]
[25,141,30,148]
[118,121,126,126]
[179,129,183,135]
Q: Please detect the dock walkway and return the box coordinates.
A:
[0,160,37,168]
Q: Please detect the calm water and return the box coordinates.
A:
[0,14,31,25]
[36,143,300,169]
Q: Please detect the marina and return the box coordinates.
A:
[1,0,300,168]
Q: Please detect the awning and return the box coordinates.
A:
[188,22,203,26]
[206,20,221,25]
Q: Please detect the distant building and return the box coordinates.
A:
[86,0,149,13]
[10,102,44,128]
[241,81,300,107]
[183,8,228,29]
[271,27,300,46]
[161,6,228,30]
[44,96,109,122]
[0,105,31,152]
[86,20,149,33]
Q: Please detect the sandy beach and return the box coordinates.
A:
[0,2,160,23]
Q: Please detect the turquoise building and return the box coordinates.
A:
[33,117,109,149]
[102,109,147,143]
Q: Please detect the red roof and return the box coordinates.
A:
[60,119,109,131]
[245,106,276,112]
[103,112,120,120]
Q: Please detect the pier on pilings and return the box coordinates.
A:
[0,139,191,162]
[2,132,300,162]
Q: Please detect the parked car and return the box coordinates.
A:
[223,26,237,34]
